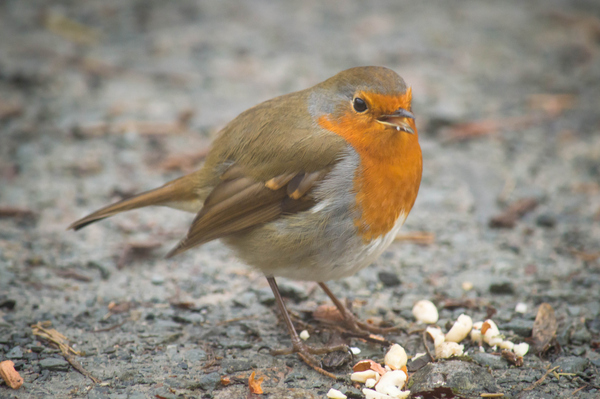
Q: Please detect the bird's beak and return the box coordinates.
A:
[377,108,415,134]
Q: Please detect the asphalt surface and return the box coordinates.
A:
[1,1,599,398]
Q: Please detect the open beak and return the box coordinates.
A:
[377,108,415,134]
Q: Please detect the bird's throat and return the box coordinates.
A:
[318,115,422,241]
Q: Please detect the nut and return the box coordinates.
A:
[412,300,439,324]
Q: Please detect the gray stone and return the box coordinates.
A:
[254,287,276,306]
[196,372,221,391]
[184,348,207,363]
[378,271,401,287]
[39,357,70,371]
[470,352,509,369]
[232,291,256,308]
[489,281,515,295]
[221,358,257,373]
[151,274,165,285]
[536,214,556,228]
[277,280,309,302]
[408,360,499,396]
[567,305,581,316]
[551,356,589,374]
[6,346,23,359]
[172,312,205,324]
[570,324,592,345]
[501,319,534,337]
[224,340,252,350]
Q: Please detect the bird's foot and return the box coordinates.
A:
[339,309,401,336]
[318,282,401,337]
[270,339,348,378]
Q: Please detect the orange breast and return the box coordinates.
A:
[318,93,422,241]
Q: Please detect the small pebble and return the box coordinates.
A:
[377,271,401,287]
[461,281,473,291]
[151,274,165,285]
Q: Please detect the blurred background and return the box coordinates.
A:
[1,1,599,398]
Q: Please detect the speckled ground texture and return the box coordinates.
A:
[1,1,600,398]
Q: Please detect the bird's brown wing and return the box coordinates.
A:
[165,165,331,258]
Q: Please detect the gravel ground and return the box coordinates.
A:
[1,1,599,398]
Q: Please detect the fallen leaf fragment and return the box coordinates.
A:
[0,360,23,389]
[313,304,344,322]
[501,349,523,367]
[248,371,264,395]
[44,10,100,45]
[220,376,231,386]
[532,303,557,354]
[489,198,538,228]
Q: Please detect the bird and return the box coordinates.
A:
[69,66,422,371]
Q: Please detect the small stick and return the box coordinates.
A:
[296,353,337,380]
[523,366,559,391]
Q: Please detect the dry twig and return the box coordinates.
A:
[523,366,559,391]
[31,321,100,383]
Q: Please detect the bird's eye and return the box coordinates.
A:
[353,97,368,113]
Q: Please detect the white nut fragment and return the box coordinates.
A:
[299,330,310,341]
[426,326,444,341]
[384,344,407,370]
[499,340,514,350]
[513,342,530,357]
[363,388,394,399]
[515,302,527,313]
[435,341,464,359]
[412,300,439,324]
[365,378,377,388]
[376,370,408,393]
[470,322,483,344]
[445,314,473,343]
[351,369,379,383]
[327,388,347,399]
[350,347,361,355]
[482,319,501,345]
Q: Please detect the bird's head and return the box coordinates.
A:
[310,66,417,158]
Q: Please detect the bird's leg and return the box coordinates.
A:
[267,277,348,368]
[318,282,400,335]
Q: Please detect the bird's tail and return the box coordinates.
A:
[68,173,205,231]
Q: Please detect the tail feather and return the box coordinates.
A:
[68,173,205,231]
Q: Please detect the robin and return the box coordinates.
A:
[70,66,422,370]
